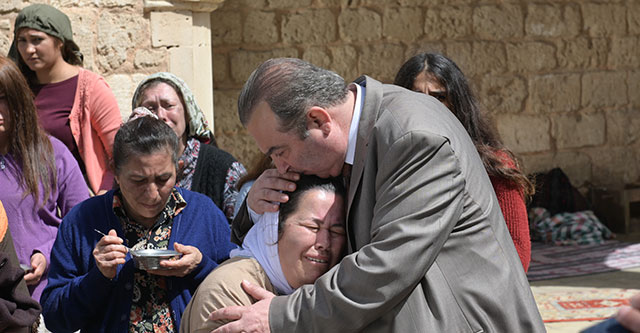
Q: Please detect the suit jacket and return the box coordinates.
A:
[233,76,544,332]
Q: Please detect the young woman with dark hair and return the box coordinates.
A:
[395,52,534,271]
[8,3,122,195]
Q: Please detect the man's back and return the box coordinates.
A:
[269,77,544,332]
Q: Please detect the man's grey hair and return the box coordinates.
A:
[238,58,349,138]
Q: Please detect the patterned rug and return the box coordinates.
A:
[533,288,640,322]
[527,241,640,281]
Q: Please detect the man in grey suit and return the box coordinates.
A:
[209,58,545,332]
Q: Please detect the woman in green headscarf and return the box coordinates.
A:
[131,72,246,223]
[8,3,122,195]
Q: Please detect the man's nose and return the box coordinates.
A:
[273,157,290,174]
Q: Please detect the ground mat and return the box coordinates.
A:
[527,241,640,281]
[533,288,640,322]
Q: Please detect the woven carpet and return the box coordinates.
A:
[527,241,640,281]
[533,288,640,322]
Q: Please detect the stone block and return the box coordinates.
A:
[444,41,472,74]
[329,45,359,82]
[397,0,442,6]
[467,42,507,76]
[150,11,192,48]
[530,74,580,113]
[213,53,228,84]
[229,48,299,84]
[558,37,608,70]
[338,8,382,42]
[605,109,640,146]
[582,72,627,109]
[220,0,266,10]
[95,0,135,7]
[496,114,551,153]
[525,3,580,37]
[520,151,592,187]
[97,12,149,72]
[424,6,472,40]
[553,113,605,149]
[213,89,242,134]
[0,19,12,56]
[104,74,137,120]
[243,11,278,45]
[134,49,165,70]
[506,42,556,73]
[266,0,312,9]
[473,5,523,40]
[582,3,626,37]
[358,43,405,83]
[404,43,446,62]
[383,7,423,41]
[585,146,639,187]
[629,71,640,107]
[0,0,23,12]
[211,10,242,46]
[609,37,640,69]
[302,47,331,70]
[67,9,98,71]
[478,74,526,115]
[630,2,640,35]
[282,9,336,44]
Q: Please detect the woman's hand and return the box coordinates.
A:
[93,229,127,279]
[24,252,46,286]
[150,242,202,277]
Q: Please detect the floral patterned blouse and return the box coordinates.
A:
[113,188,186,333]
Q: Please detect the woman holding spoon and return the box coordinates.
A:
[41,116,236,332]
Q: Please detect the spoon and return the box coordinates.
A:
[94,229,132,253]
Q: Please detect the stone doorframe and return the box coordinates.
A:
[143,0,226,128]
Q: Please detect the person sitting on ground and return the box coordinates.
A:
[40,116,236,332]
[395,52,535,271]
[181,175,346,332]
[0,55,88,303]
[8,3,122,195]
[131,73,246,223]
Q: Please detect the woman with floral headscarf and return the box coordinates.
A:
[8,3,122,195]
[132,72,246,223]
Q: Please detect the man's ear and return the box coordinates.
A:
[178,159,185,171]
[307,106,332,136]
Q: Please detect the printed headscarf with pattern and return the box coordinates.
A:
[131,72,215,145]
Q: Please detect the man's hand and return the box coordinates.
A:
[247,169,299,214]
[209,280,275,333]
[617,293,640,332]
[24,252,46,285]
[151,242,202,277]
[92,229,127,279]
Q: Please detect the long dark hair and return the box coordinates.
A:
[0,56,57,205]
[395,52,534,198]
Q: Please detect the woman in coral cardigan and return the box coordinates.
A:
[9,3,122,195]
[395,52,535,271]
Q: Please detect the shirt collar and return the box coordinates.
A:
[345,83,364,165]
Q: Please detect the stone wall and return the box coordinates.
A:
[1,0,638,190]
[212,0,640,191]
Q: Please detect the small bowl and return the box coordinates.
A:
[130,249,182,270]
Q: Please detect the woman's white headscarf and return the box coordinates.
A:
[229,212,294,295]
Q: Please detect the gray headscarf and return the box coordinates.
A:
[8,4,83,65]
[132,72,215,144]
